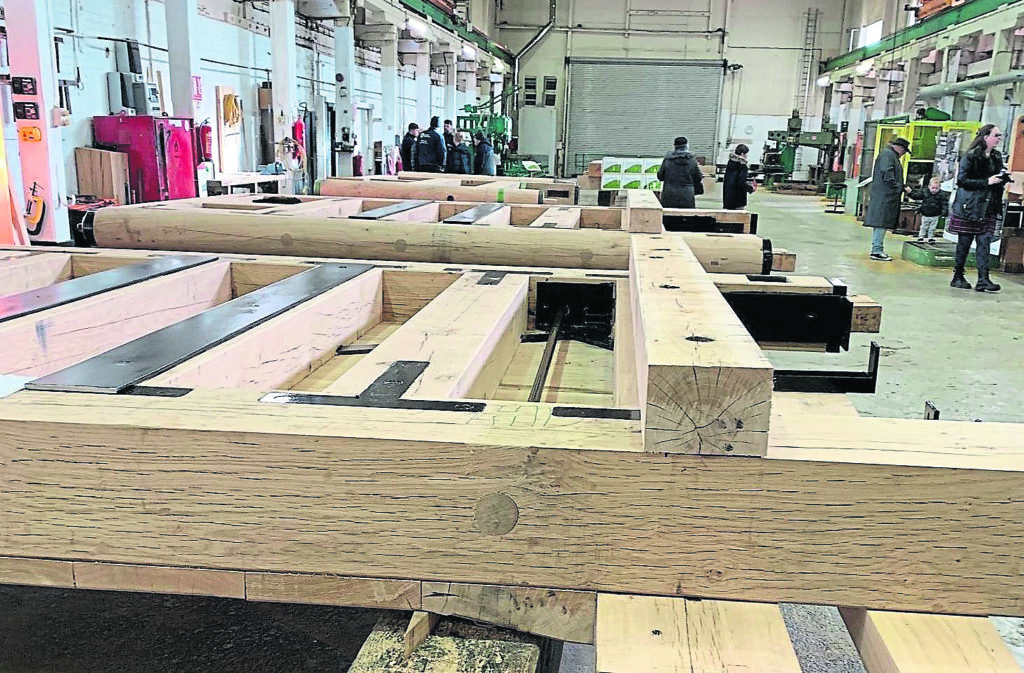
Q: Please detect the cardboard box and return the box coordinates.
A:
[644,176,663,191]
[643,158,661,174]
[587,160,603,177]
[577,174,600,190]
[621,175,644,189]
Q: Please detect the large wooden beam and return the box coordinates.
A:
[146,268,384,389]
[625,190,663,233]
[323,271,527,400]
[630,234,773,455]
[422,583,597,644]
[0,261,232,377]
[92,208,630,270]
[0,253,72,295]
[319,177,542,204]
[839,605,1020,672]
[596,594,801,673]
[3,389,1024,614]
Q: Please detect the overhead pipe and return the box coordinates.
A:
[513,0,556,111]
[917,69,1024,99]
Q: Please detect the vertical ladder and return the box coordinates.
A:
[794,8,820,173]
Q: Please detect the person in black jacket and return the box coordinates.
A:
[443,119,456,172]
[473,131,496,176]
[415,116,447,173]
[449,131,472,174]
[907,176,950,243]
[722,144,756,210]
[863,137,912,261]
[657,136,704,208]
[947,124,1008,292]
[400,123,419,172]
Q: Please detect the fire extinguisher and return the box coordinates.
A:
[291,116,306,160]
[197,121,213,163]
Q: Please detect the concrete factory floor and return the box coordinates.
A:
[2,192,1023,672]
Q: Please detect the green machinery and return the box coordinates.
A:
[761,111,845,189]
[455,86,545,177]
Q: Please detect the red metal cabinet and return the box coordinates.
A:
[92,115,197,203]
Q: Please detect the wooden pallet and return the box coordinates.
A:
[1,211,1018,670]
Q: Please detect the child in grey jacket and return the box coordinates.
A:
[909,176,951,243]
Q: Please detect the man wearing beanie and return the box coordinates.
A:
[415,116,447,173]
[657,136,705,208]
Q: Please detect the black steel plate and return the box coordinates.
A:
[27,263,374,393]
[352,200,433,220]
[443,203,506,225]
[0,255,219,324]
[724,292,854,353]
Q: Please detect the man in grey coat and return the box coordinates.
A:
[864,137,912,261]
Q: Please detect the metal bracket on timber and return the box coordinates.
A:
[26,263,375,393]
[0,255,218,323]
[263,361,485,413]
[774,341,881,394]
[723,280,854,353]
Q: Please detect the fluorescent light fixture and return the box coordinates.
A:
[816,75,831,87]
[462,45,477,60]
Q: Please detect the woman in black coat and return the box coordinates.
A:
[948,124,1007,292]
[722,144,756,210]
[657,136,704,208]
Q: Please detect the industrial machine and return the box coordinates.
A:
[761,111,846,189]
[92,115,198,203]
[456,88,521,174]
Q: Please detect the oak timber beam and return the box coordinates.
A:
[319,177,542,204]
[4,389,1024,612]
[91,209,630,270]
[625,189,663,233]
[852,295,883,333]
[772,247,797,272]
[422,583,597,644]
[529,207,581,229]
[630,234,773,455]
[0,261,232,377]
[322,271,527,399]
[0,253,72,295]
[596,594,801,673]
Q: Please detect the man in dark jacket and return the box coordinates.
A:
[657,136,704,208]
[449,132,472,174]
[723,143,756,210]
[473,131,496,176]
[415,116,446,173]
[864,137,912,261]
[443,119,456,172]
[400,123,419,172]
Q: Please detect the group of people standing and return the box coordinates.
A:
[399,116,496,176]
[866,124,1008,293]
[655,136,755,210]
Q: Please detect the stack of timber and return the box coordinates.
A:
[4,196,1019,671]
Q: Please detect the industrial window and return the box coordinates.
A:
[524,76,537,106]
[858,20,883,48]
[543,76,556,107]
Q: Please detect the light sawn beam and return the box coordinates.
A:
[630,234,773,455]
[596,594,801,673]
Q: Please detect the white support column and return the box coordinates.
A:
[270,0,297,146]
[441,50,458,120]
[165,0,201,118]
[985,29,1014,127]
[940,48,962,115]
[380,37,400,146]
[415,51,432,124]
[6,0,69,243]
[335,19,357,177]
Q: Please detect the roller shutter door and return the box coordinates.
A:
[565,58,724,175]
